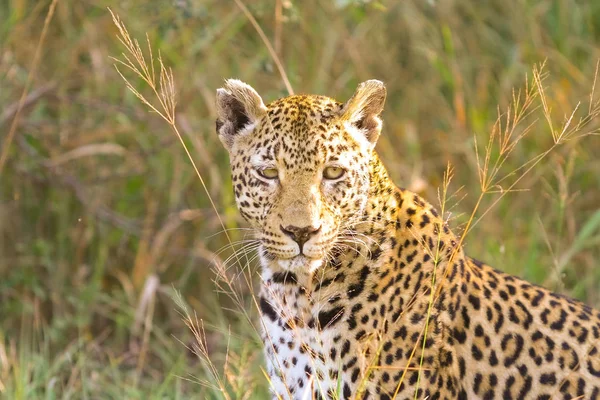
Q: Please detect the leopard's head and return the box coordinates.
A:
[216,80,386,273]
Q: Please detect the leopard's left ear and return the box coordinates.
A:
[216,79,267,151]
[341,80,386,147]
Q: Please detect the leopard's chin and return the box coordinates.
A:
[276,255,324,273]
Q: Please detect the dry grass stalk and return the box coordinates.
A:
[233,0,293,95]
[173,291,233,399]
[110,10,271,395]
[417,61,600,397]
[0,0,59,175]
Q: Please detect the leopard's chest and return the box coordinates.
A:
[259,282,361,398]
[257,270,460,400]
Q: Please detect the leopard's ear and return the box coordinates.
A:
[216,79,267,150]
[341,80,386,147]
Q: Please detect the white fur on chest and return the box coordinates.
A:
[258,247,389,398]
[259,278,354,399]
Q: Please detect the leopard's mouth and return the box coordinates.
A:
[261,248,325,273]
[278,255,324,273]
[258,229,337,273]
[261,239,329,259]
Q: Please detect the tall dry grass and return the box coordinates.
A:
[111,7,600,398]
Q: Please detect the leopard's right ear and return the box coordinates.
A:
[341,80,386,149]
[216,79,267,150]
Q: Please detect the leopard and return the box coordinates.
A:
[215,79,600,400]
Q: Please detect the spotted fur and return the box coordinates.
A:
[215,79,600,400]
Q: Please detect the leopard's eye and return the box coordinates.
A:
[323,166,345,180]
[257,168,279,180]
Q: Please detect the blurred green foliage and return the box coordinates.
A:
[0,0,599,398]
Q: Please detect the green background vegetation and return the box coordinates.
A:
[1,0,599,398]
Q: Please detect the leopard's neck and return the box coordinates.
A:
[259,152,467,321]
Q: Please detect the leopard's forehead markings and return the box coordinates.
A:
[266,95,343,136]
[251,94,349,167]
[267,94,342,114]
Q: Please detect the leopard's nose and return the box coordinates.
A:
[280,225,321,252]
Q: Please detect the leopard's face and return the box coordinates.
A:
[229,100,372,272]
[216,80,386,273]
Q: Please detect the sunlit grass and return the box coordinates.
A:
[110,10,600,398]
